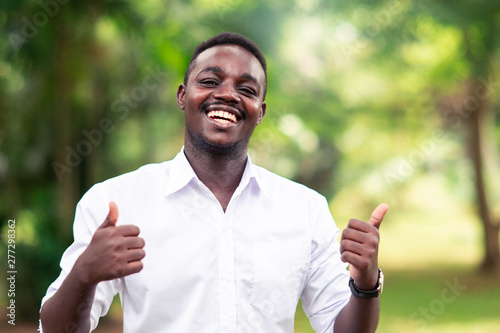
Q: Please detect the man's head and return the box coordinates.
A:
[177,33,267,158]
[183,32,267,100]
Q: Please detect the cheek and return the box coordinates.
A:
[247,101,263,118]
[184,88,207,108]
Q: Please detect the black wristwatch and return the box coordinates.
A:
[349,268,384,298]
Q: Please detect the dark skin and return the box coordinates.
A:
[176,45,266,211]
[40,44,388,333]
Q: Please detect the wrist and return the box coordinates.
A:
[349,269,384,298]
[73,256,98,288]
[351,269,379,290]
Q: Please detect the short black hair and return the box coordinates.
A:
[183,32,267,100]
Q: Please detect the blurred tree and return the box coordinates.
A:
[452,1,500,274]
[321,0,500,273]
[404,0,500,274]
[0,0,150,319]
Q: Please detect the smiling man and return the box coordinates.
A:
[178,42,267,211]
[40,32,387,333]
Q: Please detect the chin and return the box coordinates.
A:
[187,129,248,160]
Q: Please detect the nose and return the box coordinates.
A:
[213,83,240,103]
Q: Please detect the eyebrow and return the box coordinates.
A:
[197,66,261,90]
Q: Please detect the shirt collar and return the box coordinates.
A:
[164,147,271,202]
[163,147,198,196]
[237,154,271,203]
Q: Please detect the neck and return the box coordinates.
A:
[184,139,248,211]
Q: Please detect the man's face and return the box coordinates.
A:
[177,45,266,151]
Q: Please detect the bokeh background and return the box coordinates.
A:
[1,0,500,332]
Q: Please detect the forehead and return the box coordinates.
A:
[192,45,265,83]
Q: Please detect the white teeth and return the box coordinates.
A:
[207,110,237,123]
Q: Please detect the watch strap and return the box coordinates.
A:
[349,268,383,298]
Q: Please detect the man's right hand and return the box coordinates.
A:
[75,202,146,286]
[40,202,145,332]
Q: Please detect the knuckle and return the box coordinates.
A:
[108,238,122,251]
[109,252,120,264]
[119,266,128,277]
[135,249,146,260]
[342,229,350,238]
[126,225,140,234]
[108,227,121,238]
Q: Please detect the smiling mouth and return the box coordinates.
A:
[206,110,238,124]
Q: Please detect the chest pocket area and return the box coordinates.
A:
[250,242,309,319]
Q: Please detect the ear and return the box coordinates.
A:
[176,83,186,110]
[257,102,266,125]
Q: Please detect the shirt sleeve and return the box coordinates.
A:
[39,184,122,332]
[300,194,351,333]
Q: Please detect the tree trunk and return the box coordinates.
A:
[465,78,500,274]
[54,24,78,240]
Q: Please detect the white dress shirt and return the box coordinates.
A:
[40,148,351,333]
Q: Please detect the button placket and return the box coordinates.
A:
[218,206,237,331]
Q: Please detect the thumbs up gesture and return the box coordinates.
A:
[340,203,388,290]
[75,202,146,286]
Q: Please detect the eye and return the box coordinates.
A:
[240,86,257,96]
[200,79,219,86]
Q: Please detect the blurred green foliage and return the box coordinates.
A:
[0,0,499,326]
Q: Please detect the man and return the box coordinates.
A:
[40,32,388,332]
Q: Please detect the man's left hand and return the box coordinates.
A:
[340,203,389,290]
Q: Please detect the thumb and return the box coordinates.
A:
[368,203,389,229]
[100,201,119,228]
